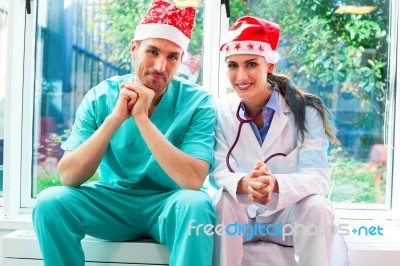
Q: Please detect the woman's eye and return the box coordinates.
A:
[248,62,257,68]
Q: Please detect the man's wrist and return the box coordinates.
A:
[106,114,125,128]
[133,113,150,124]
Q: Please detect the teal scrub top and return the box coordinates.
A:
[61,74,216,195]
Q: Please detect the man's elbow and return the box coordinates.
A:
[185,169,208,190]
[58,169,79,187]
[58,161,81,187]
[182,181,203,190]
[188,178,204,190]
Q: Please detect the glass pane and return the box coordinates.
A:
[0,0,8,196]
[31,0,205,197]
[226,0,390,205]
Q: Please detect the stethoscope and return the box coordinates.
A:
[226,102,287,173]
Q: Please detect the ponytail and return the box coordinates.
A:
[268,73,340,146]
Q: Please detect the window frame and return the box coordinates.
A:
[2,0,25,217]
[20,0,37,208]
[1,0,400,224]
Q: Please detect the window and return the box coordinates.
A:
[2,0,399,221]
[220,0,398,217]
[18,0,210,207]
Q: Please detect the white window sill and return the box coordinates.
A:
[1,213,399,249]
[0,212,33,230]
[1,214,400,265]
[339,218,400,251]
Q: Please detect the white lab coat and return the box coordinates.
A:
[211,92,331,209]
[209,92,349,266]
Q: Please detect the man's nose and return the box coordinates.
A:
[154,57,166,73]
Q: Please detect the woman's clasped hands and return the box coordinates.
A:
[245,160,278,205]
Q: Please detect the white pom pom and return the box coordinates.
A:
[264,50,279,64]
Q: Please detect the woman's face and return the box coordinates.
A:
[226,54,273,102]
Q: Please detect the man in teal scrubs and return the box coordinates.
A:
[32,1,216,265]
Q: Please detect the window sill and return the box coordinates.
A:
[1,214,400,265]
[0,211,33,230]
[340,218,400,250]
[1,213,399,247]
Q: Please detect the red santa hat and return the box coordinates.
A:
[134,0,196,51]
[220,16,280,63]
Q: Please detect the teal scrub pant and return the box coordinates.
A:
[32,183,216,266]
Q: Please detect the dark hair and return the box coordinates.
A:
[268,73,340,146]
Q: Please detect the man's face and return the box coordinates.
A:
[131,38,183,94]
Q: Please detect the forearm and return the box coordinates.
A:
[58,115,122,187]
[135,115,208,190]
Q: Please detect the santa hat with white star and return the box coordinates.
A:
[134,0,196,51]
[220,16,280,63]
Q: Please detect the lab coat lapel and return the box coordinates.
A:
[231,104,264,158]
[241,122,265,156]
[261,95,290,152]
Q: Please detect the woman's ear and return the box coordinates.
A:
[267,63,275,73]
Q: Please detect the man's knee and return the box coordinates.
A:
[170,190,216,221]
[33,186,75,222]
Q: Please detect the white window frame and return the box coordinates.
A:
[2,0,26,217]
[20,0,41,208]
[202,0,229,97]
[1,0,400,226]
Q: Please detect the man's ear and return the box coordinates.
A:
[267,63,275,73]
[131,40,138,60]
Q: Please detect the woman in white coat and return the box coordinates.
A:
[209,16,349,266]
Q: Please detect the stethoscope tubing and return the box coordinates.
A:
[226,102,287,173]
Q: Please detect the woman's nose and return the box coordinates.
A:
[236,67,248,81]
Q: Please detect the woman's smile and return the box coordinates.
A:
[236,83,253,91]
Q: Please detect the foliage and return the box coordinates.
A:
[35,129,71,175]
[228,0,388,116]
[328,147,386,203]
[99,0,148,67]
[35,171,100,196]
[99,0,205,69]
[99,0,389,118]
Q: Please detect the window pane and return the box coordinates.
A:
[31,0,205,197]
[226,0,390,205]
[0,0,8,197]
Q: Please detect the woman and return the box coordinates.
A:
[209,16,349,266]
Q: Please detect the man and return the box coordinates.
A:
[32,1,216,265]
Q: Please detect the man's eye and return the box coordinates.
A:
[148,49,158,55]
